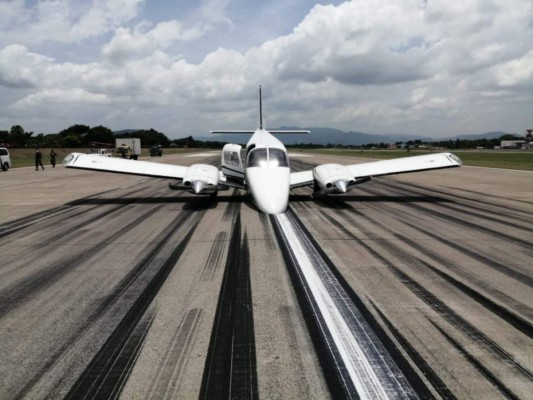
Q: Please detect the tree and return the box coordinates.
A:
[87,125,114,145]
[59,124,90,145]
[116,128,171,147]
[9,125,32,147]
[0,130,8,145]
[64,135,82,147]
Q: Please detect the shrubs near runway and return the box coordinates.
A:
[5,148,533,171]
[299,149,533,171]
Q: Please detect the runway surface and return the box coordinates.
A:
[0,153,532,399]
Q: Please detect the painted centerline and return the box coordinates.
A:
[274,211,417,400]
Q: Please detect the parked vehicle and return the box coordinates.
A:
[115,138,141,160]
[150,145,163,157]
[88,148,112,157]
[0,147,11,170]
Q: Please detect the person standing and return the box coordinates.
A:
[35,148,44,170]
[50,149,57,168]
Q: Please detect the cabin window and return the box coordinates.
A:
[224,150,241,166]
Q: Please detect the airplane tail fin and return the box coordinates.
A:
[210,86,310,134]
[259,85,263,130]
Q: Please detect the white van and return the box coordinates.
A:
[0,147,11,170]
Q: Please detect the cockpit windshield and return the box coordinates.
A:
[247,148,289,168]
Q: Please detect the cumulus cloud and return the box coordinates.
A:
[102,20,207,64]
[0,45,54,88]
[0,0,532,136]
[0,0,144,46]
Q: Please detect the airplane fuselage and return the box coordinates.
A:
[244,129,291,214]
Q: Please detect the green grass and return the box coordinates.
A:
[6,148,533,171]
[5,147,212,168]
[297,149,533,171]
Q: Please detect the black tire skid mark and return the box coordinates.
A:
[270,213,358,400]
[369,180,532,236]
[416,184,531,230]
[199,231,228,282]
[0,205,74,239]
[320,211,533,382]
[332,188,533,313]
[272,209,434,400]
[258,212,277,250]
[0,205,164,318]
[337,183,533,287]
[429,319,521,400]
[406,181,533,212]
[289,158,316,172]
[145,308,204,400]
[12,208,199,399]
[0,182,177,245]
[384,221,532,319]
[396,217,533,287]
[414,252,532,337]
[369,300,457,400]
[222,189,242,221]
[358,183,530,249]
[64,223,198,399]
[0,202,144,278]
[199,214,259,400]
[381,258,532,381]
[0,187,136,239]
[320,191,531,318]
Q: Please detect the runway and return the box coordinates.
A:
[0,153,531,399]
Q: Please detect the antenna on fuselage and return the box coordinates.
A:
[259,85,263,130]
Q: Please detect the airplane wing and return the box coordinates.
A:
[63,152,189,178]
[346,152,462,177]
[290,152,462,190]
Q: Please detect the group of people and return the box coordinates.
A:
[35,149,57,170]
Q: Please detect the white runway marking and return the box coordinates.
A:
[275,212,416,399]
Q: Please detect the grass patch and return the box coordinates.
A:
[296,149,533,171]
[5,148,214,168]
[6,148,532,171]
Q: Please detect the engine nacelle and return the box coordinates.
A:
[170,164,220,194]
[312,164,355,196]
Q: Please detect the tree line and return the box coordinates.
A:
[0,124,523,150]
[0,124,174,148]
[286,134,524,150]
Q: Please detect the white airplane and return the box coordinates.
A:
[63,87,462,214]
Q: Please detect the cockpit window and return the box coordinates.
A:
[247,149,268,167]
[268,148,289,167]
[247,148,289,168]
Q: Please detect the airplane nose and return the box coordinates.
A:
[246,167,290,214]
[255,196,288,214]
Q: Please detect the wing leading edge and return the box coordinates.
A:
[63,152,189,179]
[290,152,462,189]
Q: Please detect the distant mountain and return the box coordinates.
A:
[198,127,432,146]
[113,129,140,136]
[122,127,511,146]
[442,131,507,141]
[199,127,510,146]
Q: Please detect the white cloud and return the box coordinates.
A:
[495,51,533,88]
[0,45,54,88]
[0,0,144,46]
[102,20,207,64]
[0,0,532,136]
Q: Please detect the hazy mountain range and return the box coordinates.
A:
[197,128,509,146]
[115,128,510,146]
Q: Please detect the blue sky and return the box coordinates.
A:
[0,0,532,139]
